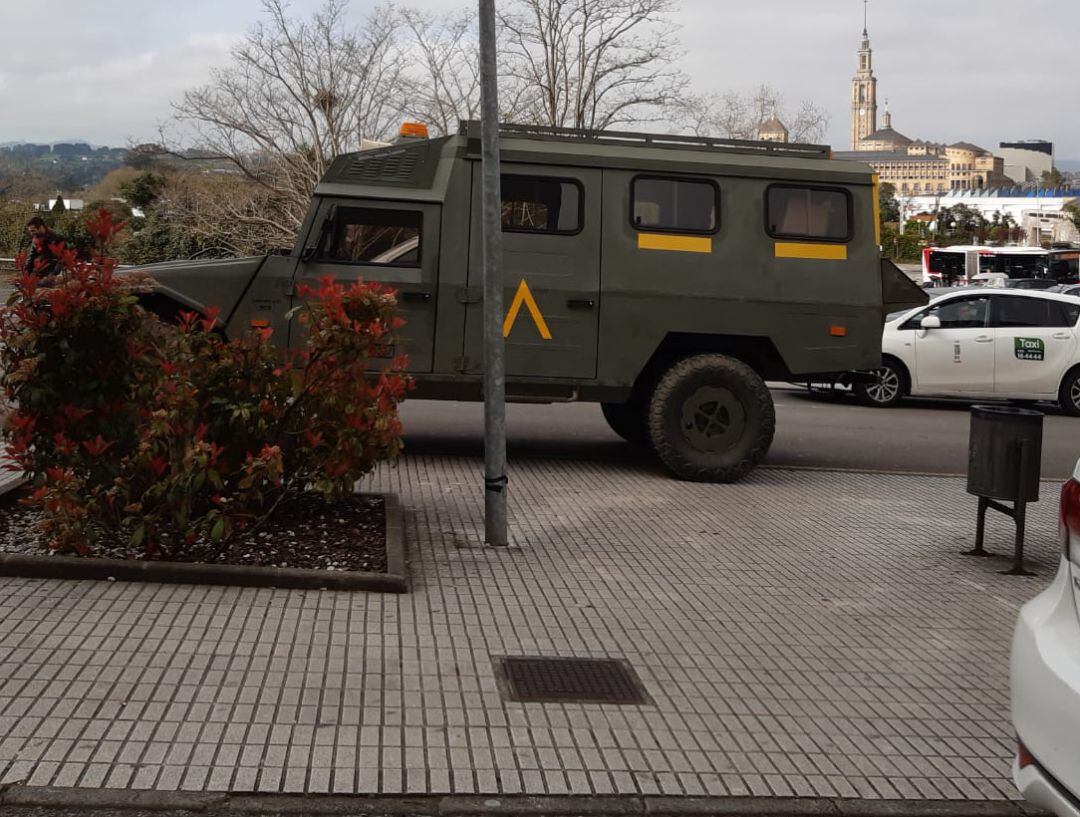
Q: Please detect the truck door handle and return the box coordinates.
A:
[401,291,431,303]
[974,335,993,343]
[567,299,595,309]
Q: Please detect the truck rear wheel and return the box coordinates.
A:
[647,354,775,482]
[600,400,648,445]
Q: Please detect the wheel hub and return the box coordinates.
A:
[866,367,900,403]
[680,386,746,452]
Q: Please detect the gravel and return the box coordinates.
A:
[0,491,387,573]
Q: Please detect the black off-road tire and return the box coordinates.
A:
[853,358,908,408]
[600,400,648,445]
[647,354,775,482]
[1059,367,1080,417]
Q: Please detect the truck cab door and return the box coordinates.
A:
[292,198,441,372]
[463,165,601,381]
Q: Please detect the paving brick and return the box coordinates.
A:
[0,459,1057,799]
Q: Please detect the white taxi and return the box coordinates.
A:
[855,289,1080,416]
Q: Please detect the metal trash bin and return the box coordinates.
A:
[967,405,1043,502]
[966,405,1044,575]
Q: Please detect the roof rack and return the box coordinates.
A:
[457,120,832,160]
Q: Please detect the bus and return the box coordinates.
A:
[921,245,1079,286]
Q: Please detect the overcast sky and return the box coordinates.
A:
[1,0,1078,159]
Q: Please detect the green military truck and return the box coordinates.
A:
[133,121,926,482]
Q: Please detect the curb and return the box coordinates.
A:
[0,492,408,593]
[0,789,1045,816]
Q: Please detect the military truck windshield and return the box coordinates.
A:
[766,185,850,241]
[319,207,422,266]
[501,176,582,234]
[631,176,718,233]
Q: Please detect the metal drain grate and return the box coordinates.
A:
[495,656,651,704]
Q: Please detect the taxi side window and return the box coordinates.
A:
[318,207,422,266]
[1063,301,1080,326]
[631,176,718,233]
[992,296,1074,329]
[766,185,851,242]
[900,296,989,330]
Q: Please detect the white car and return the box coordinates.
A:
[1011,458,1080,816]
[855,289,1080,416]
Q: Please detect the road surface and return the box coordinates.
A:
[399,386,1080,479]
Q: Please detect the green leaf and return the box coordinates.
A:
[131,524,145,548]
[211,517,226,541]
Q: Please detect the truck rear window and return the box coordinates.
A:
[501,176,582,234]
[319,208,421,266]
[631,176,718,233]
[766,185,850,242]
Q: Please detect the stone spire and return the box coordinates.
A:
[850,2,878,150]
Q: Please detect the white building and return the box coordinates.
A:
[899,189,1080,245]
[34,195,84,212]
[999,141,1054,184]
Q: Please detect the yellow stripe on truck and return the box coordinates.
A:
[872,173,882,246]
[637,233,712,254]
[774,242,848,260]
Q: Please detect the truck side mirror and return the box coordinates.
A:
[920,315,941,330]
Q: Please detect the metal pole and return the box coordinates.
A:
[478,0,508,546]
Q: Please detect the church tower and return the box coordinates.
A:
[850,6,878,150]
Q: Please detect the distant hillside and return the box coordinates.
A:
[0,143,130,198]
[1057,159,1080,173]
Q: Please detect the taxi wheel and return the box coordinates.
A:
[1060,368,1080,417]
[854,359,908,408]
[600,400,648,445]
[647,354,775,483]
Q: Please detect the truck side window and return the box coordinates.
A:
[631,176,718,233]
[501,176,582,234]
[318,207,422,266]
[766,185,851,242]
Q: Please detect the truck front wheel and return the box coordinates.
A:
[647,354,775,482]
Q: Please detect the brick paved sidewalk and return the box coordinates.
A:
[0,456,1060,801]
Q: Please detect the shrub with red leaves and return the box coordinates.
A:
[0,209,411,557]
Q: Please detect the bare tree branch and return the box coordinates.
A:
[497,0,686,130]
[675,84,831,144]
[172,0,409,247]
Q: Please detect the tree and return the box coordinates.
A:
[119,172,167,210]
[676,84,830,144]
[173,0,410,248]
[1041,168,1064,188]
[399,8,481,135]
[1065,202,1080,232]
[497,0,685,130]
[51,197,66,213]
[879,182,899,224]
[937,204,986,245]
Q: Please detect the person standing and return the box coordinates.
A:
[23,217,66,277]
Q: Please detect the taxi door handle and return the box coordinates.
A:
[1052,332,1071,340]
[974,335,993,343]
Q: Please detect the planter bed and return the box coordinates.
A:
[0,488,406,592]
